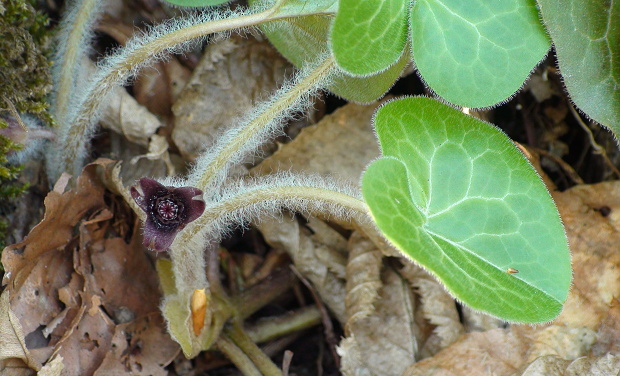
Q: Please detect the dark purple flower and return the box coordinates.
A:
[131,178,205,252]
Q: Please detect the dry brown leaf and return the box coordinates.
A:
[552,181,620,330]
[37,355,63,376]
[1,160,177,374]
[305,217,349,279]
[252,101,381,184]
[100,85,162,147]
[50,303,115,375]
[402,328,528,376]
[172,35,291,160]
[520,354,620,376]
[0,290,38,374]
[257,213,348,323]
[344,231,382,328]
[340,234,421,375]
[459,306,504,333]
[94,313,179,375]
[400,262,464,359]
[592,299,620,356]
[2,160,108,291]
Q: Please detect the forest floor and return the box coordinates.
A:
[2,1,620,375]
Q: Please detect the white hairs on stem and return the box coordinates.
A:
[177,171,367,251]
[186,54,338,193]
[52,0,103,127]
[48,1,274,181]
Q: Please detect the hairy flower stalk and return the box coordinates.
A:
[48,0,336,181]
[52,0,102,127]
[154,52,366,356]
[188,56,338,193]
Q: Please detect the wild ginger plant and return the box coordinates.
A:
[38,0,609,371]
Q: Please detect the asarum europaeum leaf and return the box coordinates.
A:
[249,0,410,103]
[410,0,551,108]
[362,97,571,323]
[536,0,620,136]
[330,0,409,76]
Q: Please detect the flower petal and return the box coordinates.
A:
[142,218,180,252]
[172,186,206,224]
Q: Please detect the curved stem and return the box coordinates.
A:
[54,0,334,179]
[53,0,101,125]
[192,56,337,191]
[181,184,371,244]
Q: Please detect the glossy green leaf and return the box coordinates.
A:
[410,0,550,108]
[537,0,620,135]
[161,0,228,7]
[331,0,409,76]
[249,0,410,103]
[362,97,571,323]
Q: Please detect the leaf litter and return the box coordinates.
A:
[3,7,620,375]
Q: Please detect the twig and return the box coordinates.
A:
[216,335,262,376]
[569,104,620,178]
[226,322,283,376]
[290,265,340,370]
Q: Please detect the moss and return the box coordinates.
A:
[0,0,53,253]
[0,0,53,120]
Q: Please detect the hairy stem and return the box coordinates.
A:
[181,183,371,244]
[51,0,333,180]
[191,57,337,192]
[53,0,101,126]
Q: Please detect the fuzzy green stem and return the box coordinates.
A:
[53,0,100,125]
[55,0,334,179]
[182,184,371,243]
[226,323,283,376]
[194,57,337,191]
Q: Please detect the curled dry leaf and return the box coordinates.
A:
[257,213,348,323]
[172,35,291,159]
[99,85,162,147]
[339,233,419,376]
[344,231,382,328]
[400,262,464,359]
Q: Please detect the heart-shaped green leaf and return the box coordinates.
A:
[250,0,410,103]
[330,0,409,76]
[362,97,571,323]
[410,0,550,108]
[537,0,620,135]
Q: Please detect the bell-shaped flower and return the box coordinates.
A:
[130,178,205,252]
